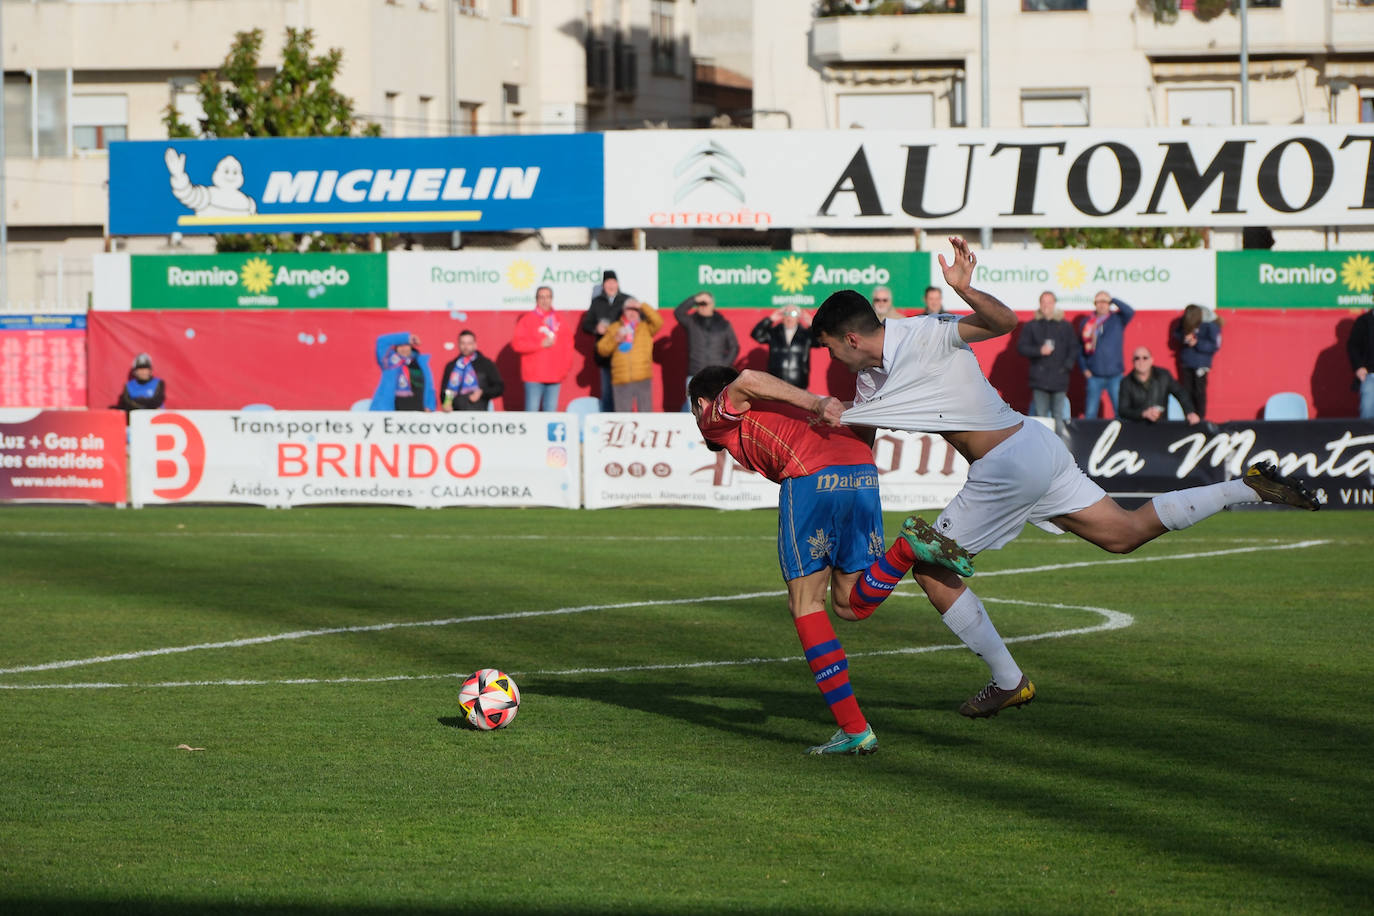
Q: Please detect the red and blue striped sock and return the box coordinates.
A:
[848,537,916,620]
[794,610,866,735]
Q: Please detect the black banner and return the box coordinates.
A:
[1062,420,1374,510]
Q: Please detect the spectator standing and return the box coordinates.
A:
[596,299,662,412]
[674,291,739,410]
[923,285,945,315]
[371,332,435,412]
[581,270,630,411]
[1171,304,1222,420]
[440,330,504,412]
[1078,290,1135,419]
[871,286,898,320]
[1016,291,1079,420]
[512,285,574,411]
[1119,348,1199,425]
[1346,305,1374,419]
[751,306,821,389]
[115,353,166,414]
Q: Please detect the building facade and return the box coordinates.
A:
[0,0,699,311]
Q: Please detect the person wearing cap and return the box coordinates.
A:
[674,291,739,410]
[115,353,166,414]
[370,332,436,411]
[581,269,632,411]
[595,298,662,412]
[751,305,822,389]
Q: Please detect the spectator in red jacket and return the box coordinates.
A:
[512,285,575,411]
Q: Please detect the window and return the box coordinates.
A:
[1020,90,1089,127]
[459,101,481,136]
[417,95,434,137]
[501,84,523,133]
[4,72,33,157]
[3,69,69,157]
[509,0,522,16]
[837,93,935,130]
[170,79,206,136]
[384,91,400,136]
[457,0,481,14]
[1361,90,1374,123]
[1021,0,1087,9]
[651,0,677,76]
[72,94,128,151]
[1166,87,1234,126]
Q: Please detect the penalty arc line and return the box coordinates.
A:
[0,598,1131,691]
[0,539,1329,688]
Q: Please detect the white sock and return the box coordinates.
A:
[1151,478,1255,531]
[941,588,1022,689]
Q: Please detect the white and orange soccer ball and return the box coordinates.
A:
[459,668,521,730]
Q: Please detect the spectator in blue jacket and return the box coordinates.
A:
[1170,304,1222,420]
[371,332,436,411]
[1078,290,1134,419]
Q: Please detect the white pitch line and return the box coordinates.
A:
[0,539,1329,688]
[0,598,1131,691]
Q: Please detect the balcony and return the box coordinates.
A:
[2,157,109,228]
[812,7,976,63]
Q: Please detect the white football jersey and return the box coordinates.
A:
[842,315,1022,432]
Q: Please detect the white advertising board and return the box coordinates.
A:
[387,251,659,312]
[581,412,968,512]
[582,412,779,510]
[129,410,579,508]
[604,127,1374,229]
[927,249,1216,313]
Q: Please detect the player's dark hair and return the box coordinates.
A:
[812,289,883,339]
[687,365,739,406]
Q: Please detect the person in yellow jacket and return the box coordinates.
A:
[596,299,662,412]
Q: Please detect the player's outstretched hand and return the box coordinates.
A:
[938,236,977,292]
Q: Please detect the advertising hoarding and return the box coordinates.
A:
[110,134,604,235]
[129,410,580,508]
[128,254,388,310]
[0,409,127,504]
[605,127,1374,230]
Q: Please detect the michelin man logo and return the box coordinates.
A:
[164,147,258,218]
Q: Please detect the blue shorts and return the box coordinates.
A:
[777,463,885,582]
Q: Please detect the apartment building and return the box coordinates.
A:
[0,0,699,311]
[753,0,1374,250]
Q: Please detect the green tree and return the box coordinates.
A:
[1031,226,1207,249]
[164,27,383,254]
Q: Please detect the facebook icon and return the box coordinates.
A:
[547,422,567,443]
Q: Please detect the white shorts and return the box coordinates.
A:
[934,419,1105,555]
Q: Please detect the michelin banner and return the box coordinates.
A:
[109,134,604,236]
[387,251,657,311]
[604,127,1374,230]
[129,410,580,508]
[582,412,968,511]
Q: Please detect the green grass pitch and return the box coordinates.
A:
[1,505,1372,914]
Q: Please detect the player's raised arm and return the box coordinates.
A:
[939,237,1018,344]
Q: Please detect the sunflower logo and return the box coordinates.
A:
[241,258,274,295]
[775,255,811,294]
[507,259,537,291]
[1340,254,1374,294]
[1056,257,1087,291]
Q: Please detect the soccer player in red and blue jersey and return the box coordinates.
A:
[689,365,921,756]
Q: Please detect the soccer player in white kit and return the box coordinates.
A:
[811,237,1319,717]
